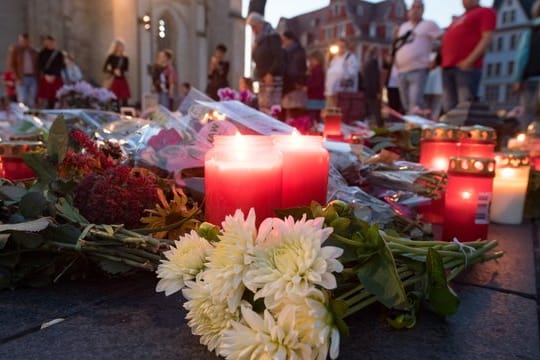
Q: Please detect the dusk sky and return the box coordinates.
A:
[246,0,494,28]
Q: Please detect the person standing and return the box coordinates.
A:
[9,33,38,107]
[363,47,383,128]
[441,0,496,112]
[37,36,65,109]
[394,0,442,114]
[512,0,540,130]
[281,31,307,119]
[246,12,284,114]
[306,51,326,123]
[324,38,360,108]
[206,44,230,101]
[103,39,131,106]
[61,52,83,85]
[152,49,178,110]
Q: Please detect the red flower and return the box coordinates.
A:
[147,128,183,151]
[74,165,159,228]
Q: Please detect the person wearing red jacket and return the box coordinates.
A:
[441,0,496,112]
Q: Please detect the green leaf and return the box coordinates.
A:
[330,298,350,336]
[0,253,20,269]
[20,191,48,218]
[47,115,69,163]
[95,259,132,274]
[426,248,460,316]
[197,222,221,242]
[22,152,57,184]
[11,231,44,249]
[0,234,9,250]
[274,206,312,221]
[41,224,81,245]
[0,185,28,202]
[355,226,407,309]
[0,217,53,233]
[387,312,416,329]
[55,198,89,225]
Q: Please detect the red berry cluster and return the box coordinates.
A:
[74,165,159,228]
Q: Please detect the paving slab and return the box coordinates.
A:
[457,223,537,297]
[0,275,538,360]
[0,275,145,341]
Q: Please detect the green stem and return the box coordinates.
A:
[329,233,362,247]
[53,255,80,283]
[88,253,155,271]
[130,215,198,235]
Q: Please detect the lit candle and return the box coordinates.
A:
[458,125,496,159]
[322,107,342,139]
[490,152,531,224]
[418,124,461,224]
[204,135,282,225]
[442,157,495,242]
[507,133,527,151]
[0,141,43,181]
[273,133,329,208]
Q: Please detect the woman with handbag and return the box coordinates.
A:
[324,38,359,108]
[103,39,131,106]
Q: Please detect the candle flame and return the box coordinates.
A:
[433,158,448,171]
[517,133,526,142]
[461,191,472,200]
[500,168,516,178]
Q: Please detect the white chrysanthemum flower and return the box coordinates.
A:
[182,279,240,353]
[244,215,344,308]
[278,290,341,360]
[219,304,312,360]
[203,209,257,312]
[156,231,214,296]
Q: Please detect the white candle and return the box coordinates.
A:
[490,153,530,224]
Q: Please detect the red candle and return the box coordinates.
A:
[273,134,329,208]
[418,124,461,224]
[205,135,282,225]
[0,141,43,181]
[442,157,495,242]
[322,107,342,139]
[458,125,496,159]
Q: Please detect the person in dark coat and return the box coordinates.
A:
[206,44,230,100]
[37,35,65,109]
[363,47,383,127]
[281,31,307,119]
[246,12,285,114]
[103,39,131,106]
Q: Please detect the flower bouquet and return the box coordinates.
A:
[157,201,502,359]
[56,81,118,111]
[0,116,201,289]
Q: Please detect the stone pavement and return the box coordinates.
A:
[0,223,539,360]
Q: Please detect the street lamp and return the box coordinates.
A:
[139,13,151,31]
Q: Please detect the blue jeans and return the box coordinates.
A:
[15,75,37,108]
[442,67,481,112]
[398,68,429,113]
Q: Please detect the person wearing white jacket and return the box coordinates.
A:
[325,38,360,107]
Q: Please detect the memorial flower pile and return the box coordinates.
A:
[157,202,503,359]
[56,81,117,111]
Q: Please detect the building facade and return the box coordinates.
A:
[0,0,245,105]
[479,0,535,107]
[277,0,407,64]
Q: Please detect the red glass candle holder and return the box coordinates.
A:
[0,141,43,181]
[204,135,282,226]
[458,125,496,159]
[442,157,495,242]
[418,124,460,224]
[273,134,329,208]
[322,107,342,139]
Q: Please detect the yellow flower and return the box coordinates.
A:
[140,186,200,239]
